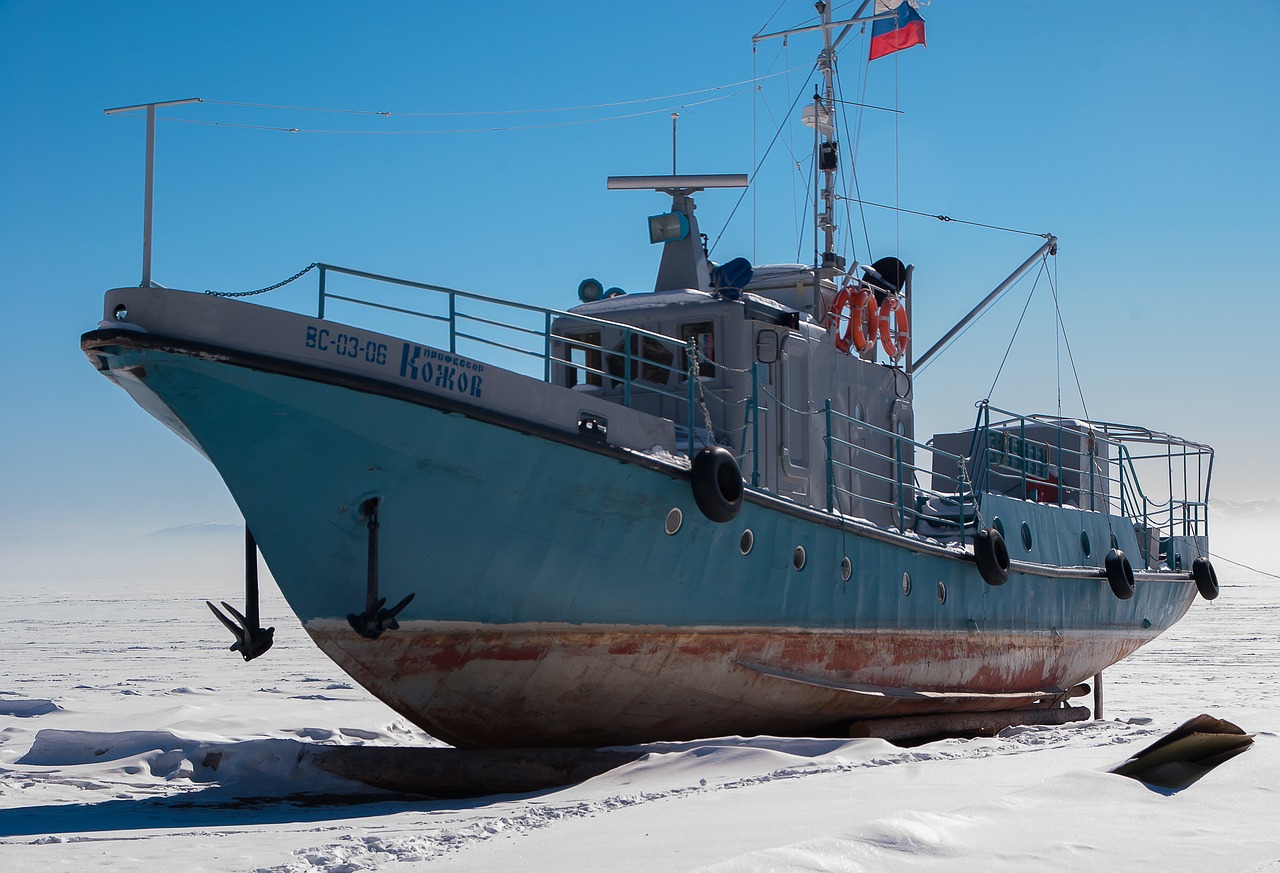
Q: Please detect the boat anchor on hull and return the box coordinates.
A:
[347,497,415,640]
[206,527,275,661]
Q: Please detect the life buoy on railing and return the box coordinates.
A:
[847,287,878,354]
[878,295,909,361]
[825,286,855,354]
[825,284,879,355]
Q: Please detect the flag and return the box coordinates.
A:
[869,1,926,61]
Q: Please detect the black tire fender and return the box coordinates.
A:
[1105,548,1136,600]
[974,527,1010,586]
[689,447,744,523]
[1192,556,1220,601]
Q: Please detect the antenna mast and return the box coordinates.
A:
[814,1,841,282]
[756,2,881,307]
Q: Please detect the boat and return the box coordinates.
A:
[82,3,1219,748]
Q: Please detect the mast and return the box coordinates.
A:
[756,2,883,310]
[815,1,841,287]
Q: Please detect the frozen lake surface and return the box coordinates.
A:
[1,530,1276,872]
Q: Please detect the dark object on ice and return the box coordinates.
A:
[849,704,1089,743]
[1111,713,1253,790]
[207,599,275,662]
[306,745,645,799]
[206,526,274,661]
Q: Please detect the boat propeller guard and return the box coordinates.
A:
[346,497,417,639]
[206,527,275,661]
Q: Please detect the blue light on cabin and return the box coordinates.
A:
[605,287,626,298]
[578,278,605,302]
[711,257,754,299]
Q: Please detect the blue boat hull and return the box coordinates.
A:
[84,328,1196,746]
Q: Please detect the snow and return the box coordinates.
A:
[1,529,1277,872]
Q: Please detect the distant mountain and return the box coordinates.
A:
[143,522,243,539]
[1209,499,1280,520]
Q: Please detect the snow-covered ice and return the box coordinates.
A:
[1,525,1276,872]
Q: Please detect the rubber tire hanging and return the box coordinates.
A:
[974,527,1010,586]
[689,447,744,523]
[1105,548,1136,600]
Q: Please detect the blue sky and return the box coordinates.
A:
[3,0,1278,547]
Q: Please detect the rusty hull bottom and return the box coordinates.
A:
[307,623,1151,748]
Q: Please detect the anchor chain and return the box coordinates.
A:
[205,262,319,298]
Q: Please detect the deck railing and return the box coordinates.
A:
[314,264,705,454]
[309,266,1212,552]
[967,402,1213,559]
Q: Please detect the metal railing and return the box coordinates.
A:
[306,267,1212,553]
[313,264,707,455]
[824,402,975,540]
[966,402,1213,557]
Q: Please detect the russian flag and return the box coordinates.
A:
[869,1,926,61]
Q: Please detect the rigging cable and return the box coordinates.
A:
[1046,262,1093,423]
[834,197,1051,239]
[202,68,808,118]
[128,90,750,135]
[709,64,818,257]
[985,260,1046,400]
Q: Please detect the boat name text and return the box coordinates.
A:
[399,343,484,398]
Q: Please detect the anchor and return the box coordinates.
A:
[347,497,415,640]
[206,527,275,661]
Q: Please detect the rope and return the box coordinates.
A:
[143,91,750,135]
[1207,550,1280,581]
[202,69,808,118]
[709,64,818,256]
[985,262,1044,399]
[835,197,1052,239]
[205,262,318,298]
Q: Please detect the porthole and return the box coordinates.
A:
[113,303,128,320]
[993,517,1005,538]
[840,556,852,582]
[793,546,807,570]
[902,571,912,596]
[1021,521,1033,552]
[739,529,754,555]
[664,508,682,535]
[1080,530,1092,558]
[937,581,947,604]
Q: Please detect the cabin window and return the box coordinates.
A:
[604,333,675,386]
[565,331,602,388]
[679,322,716,379]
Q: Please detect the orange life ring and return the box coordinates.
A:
[847,287,879,353]
[878,295,910,360]
[825,286,855,353]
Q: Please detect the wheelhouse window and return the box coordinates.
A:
[604,333,676,386]
[564,330,603,388]
[679,321,716,379]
